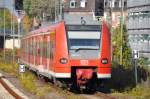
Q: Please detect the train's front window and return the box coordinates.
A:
[69,39,100,50]
[68,31,101,50]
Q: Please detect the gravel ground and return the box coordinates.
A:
[0,70,119,99]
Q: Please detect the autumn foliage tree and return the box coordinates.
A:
[22,15,31,33]
[23,0,56,21]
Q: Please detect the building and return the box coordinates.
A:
[0,0,20,49]
[62,0,128,27]
[63,0,104,25]
[127,0,150,56]
[104,0,127,28]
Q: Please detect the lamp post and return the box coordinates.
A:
[110,0,113,61]
[3,3,6,61]
[17,18,21,46]
[17,10,25,48]
[120,0,124,65]
[12,4,16,64]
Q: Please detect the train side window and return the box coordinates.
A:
[37,39,40,55]
[29,40,31,54]
[33,38,36,56]
[43,41,47,58]
[52,41,54,60]
[50,41,52,60]
[50,41,54,60]
[40,42,42,57]
[29,40,31,55]
[30,39,32,55]
[31,38,33,55]
[42,37,45,58]
[25,41,27,54]
[27,40,29,54]
[26,41,28,54]
[48,41,50,59]
[51,41,55,60]
[51,42,54,60]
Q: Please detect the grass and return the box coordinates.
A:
[112,82,150,99]
[0,59,18,76]
[36,85,51,98]
[127,83,150,99]
[0,52,51,97]
[0,60,52,97]
[19,72,37,94]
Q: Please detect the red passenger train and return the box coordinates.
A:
[20,20,111,90]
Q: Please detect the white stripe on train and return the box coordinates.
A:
[20,59,111,78]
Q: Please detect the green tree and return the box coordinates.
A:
[23,0,56,21]
[0,8,11,29]
[0,8,22,35]
[112,24,132,68]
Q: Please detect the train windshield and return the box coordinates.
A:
[66,25,101,50]
[67,31,101,50]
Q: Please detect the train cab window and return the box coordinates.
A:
[69,39,100,49]
[67,31,101,50]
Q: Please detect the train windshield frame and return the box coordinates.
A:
[66,25,101,50]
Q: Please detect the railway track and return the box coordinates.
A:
[95,92,116,99]
[38,76,116,99]
[0,73,29,99]
[0,71,115,99]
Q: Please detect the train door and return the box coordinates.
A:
[50,32,56,72]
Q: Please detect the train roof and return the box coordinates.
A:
[23,20,103,39]
[31,22,64,34]
[24,21,64,37]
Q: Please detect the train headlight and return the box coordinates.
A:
[101,58,108,64]
[60,58,68,64]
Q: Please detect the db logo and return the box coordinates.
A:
[80,60,89,65]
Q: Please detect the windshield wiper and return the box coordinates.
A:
[75,48,98,52]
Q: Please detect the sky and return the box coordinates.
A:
[0,0,18,16]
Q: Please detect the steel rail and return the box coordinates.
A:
[0,75,23,99]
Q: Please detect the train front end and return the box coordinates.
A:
[68,21,111,89]
[55,21,111,90]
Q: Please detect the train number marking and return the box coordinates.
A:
[80,60,89,65]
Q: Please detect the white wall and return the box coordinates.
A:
[5,39,20,49]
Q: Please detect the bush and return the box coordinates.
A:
[109,63,149,92]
